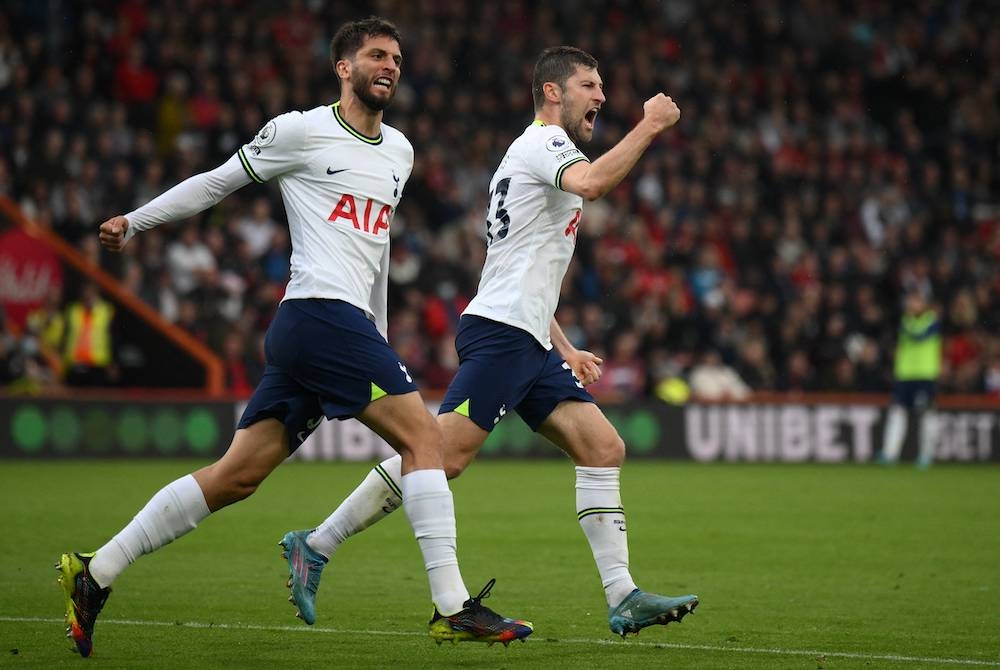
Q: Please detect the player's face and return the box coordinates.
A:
[558,66,605,145]
[347,35,402,112]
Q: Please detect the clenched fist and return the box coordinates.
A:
[564,349,604,387]
[98,216,130,252]
[642,93,681,133]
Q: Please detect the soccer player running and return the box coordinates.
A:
[57,17,532,657]
[282,46,699,638]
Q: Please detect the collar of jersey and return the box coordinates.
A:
[532,119,546,126]
[331,102,383,145]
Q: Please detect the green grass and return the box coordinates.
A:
[1,460,998,669]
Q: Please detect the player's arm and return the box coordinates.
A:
[559,93,680,201]
[99,155,251,252]
[550,318,603,386]
[100,112,306,252]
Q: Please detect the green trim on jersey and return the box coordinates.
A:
[453,398,471,418]
[237,147,265,183]
[555,156,589,190]
[370,382,388,402]
[331,102,383,145]
[374,463,403,498]
[532,119,546,126]
[577,506,626,521]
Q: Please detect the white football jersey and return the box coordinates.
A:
[238,103,412,318]
[463,121,589,349]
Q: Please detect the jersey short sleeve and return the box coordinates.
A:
[237,111,307,183]
[524,126,590,191]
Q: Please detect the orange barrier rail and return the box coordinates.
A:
[0,196,225,396]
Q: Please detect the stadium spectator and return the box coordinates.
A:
[689,349,751,401]
[221,330,254,398]
[234,196,279,260]
[588,329,648,402]
[878,289,943,467]
[25,285,66,373]
[166,221,216,296]
[62,282,116,386]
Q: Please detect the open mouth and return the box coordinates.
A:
[374,76,393,90]
[584,108,599,129]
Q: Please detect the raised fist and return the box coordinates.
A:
[98,215,130,252]
[643,93,681,133]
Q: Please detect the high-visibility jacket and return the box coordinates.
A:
[64,301,114,367]
[894,310,941,381]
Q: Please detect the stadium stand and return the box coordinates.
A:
[1,0,998,398]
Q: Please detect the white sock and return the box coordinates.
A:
[576,466,637,608]
[89,474,210,588]
[401,468,469,615]
[918,410,939,464]
[307,456,403,558]
[882,406,908,462]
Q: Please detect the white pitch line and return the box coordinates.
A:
[4,616,998,667]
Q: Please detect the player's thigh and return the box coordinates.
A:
[357,391,443,469]
[289,301,418,404]
[537,400,625,467]
[194,418,290,510]
[439,316,545,428]
[238,360,327,450]
[436,318,541,476]
[437,411,490,479]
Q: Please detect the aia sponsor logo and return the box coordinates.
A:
[328,194,392,235]
[564,210,582,241]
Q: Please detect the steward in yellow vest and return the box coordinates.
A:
[64,283,115,386]
[878,290,941,468]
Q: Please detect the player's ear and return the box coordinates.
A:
[334,58,351,81]
[543,81,562,105]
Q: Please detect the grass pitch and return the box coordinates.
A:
[1,459,998,669]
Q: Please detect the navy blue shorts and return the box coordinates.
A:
[892,380,936,410]
[439,315,594,432]
[238,299,418,450]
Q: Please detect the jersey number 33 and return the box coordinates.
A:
[485,177,512,245]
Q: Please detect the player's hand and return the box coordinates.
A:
[565,350,603,386]
[98,215,130,252]
[642,93,681,133]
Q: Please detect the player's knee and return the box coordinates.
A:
[607,433,626,465]
[210,474,261,507]
[199,462,266,508]
[397,412,445,460]
[443,452,472,480]
[584,431,625,467]
[228,474,263,502]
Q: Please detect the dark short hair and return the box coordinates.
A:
[532,46,599,110]
[330,16,401,67]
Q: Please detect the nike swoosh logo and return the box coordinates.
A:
[327,167,348,175]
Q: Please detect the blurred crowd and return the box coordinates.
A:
[2,0,1000,398]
